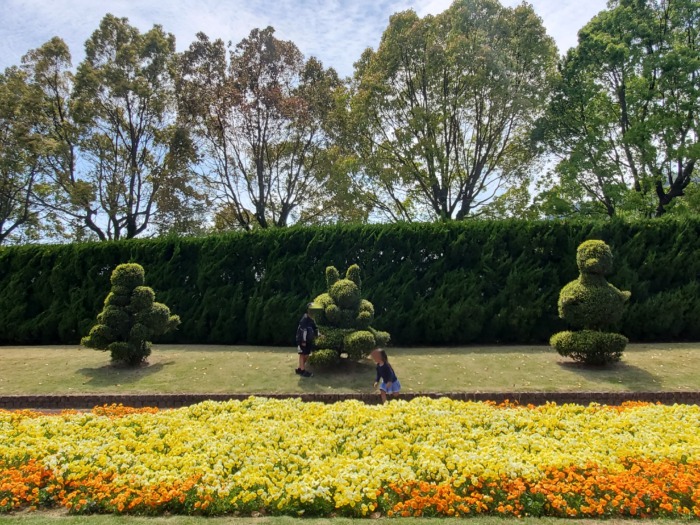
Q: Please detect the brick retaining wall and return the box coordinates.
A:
[2,391,700,409]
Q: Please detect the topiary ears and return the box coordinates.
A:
[326,266,340,289]
[346,264,361,288]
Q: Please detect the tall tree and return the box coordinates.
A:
[536,0,700,218]
[24,16,202,241]
[348,0,557,222]
[178,27,345,230]
[21,37,88,239]
[0,67,42,244]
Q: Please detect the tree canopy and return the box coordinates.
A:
[347,0,557,221]
[536,0,699,218]
[0,0,698,245]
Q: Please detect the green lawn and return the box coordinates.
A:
[0,515,696,525]
[0,343,698,395]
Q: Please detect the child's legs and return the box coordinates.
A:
[388,379,400,399]
[299,353,309,369]
[380,390,387,403]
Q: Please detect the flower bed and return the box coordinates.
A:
[1,398,700,517]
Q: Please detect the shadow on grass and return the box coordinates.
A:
[557,360,663,390]
[78,361,175,387]
[297,358,376,391]
[394,345,554,356]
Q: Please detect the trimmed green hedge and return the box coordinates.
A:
[1,219,699,346]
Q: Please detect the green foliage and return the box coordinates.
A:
[329,279,360,309]
[535,0,700,218]
[350,0,557,221]
[111,264,145,289]
[558,277,630,330]
[346,264,361,287]
[343,330,375,360]
[310,264,389,364]
[1,220,699,347]
[20,18,202,242]
[316,327,352,350]
[307,348,340,368]
[81,263,180,366]
[370,328,391,347]
[325,268,339,288]
[551,330,628,365]
[553,240,631,365]
[179,28,346,230]
[0,66,45,245]
[576,240,613,275]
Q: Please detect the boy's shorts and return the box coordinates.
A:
[297,344,312,356]
[380,379,401,393]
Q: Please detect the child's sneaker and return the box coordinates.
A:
[301,370,313,377]
[295,368,302,375]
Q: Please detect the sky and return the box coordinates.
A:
[0,0,608,78]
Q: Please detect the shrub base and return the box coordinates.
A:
[550,330,628,365]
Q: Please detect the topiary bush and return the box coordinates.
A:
[307,264,390,367]
[81,263,181,366]
[307,348,340,368]
[551,240,631,365]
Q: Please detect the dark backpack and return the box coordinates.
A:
[296,316,316,345]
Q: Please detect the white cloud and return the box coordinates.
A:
[0,0,608,77]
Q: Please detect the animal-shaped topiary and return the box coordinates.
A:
[82,263,180,366]
[307,264,390,367]
[550,240,631,365]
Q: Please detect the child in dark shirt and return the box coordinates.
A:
[371,348,400,403]
[295,302,319,377]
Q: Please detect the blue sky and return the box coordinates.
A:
[0,0,607,78]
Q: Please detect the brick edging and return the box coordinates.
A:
[2,391,700,409]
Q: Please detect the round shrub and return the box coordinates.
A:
[81,324,111,349]
[576,240,613,275]
[146,302,178,333]
[131,286,155,311]
[551,330,628,365]
[344,330,375,360]
[372,329,391,347]
[98,306,130,339]
[308,348,340,368]
[356,310,372,329]
[104,291,130,308]
[330,279,361,309]
[110,263,145,289]
[313,293,334,324]
[359,299,374,317]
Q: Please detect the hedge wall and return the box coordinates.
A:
[1,219,699,346]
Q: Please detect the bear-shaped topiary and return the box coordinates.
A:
[82,263,180,366]
[550,240,631,365]
[307,264,390,367]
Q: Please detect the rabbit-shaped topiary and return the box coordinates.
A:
[308,264,390,366]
